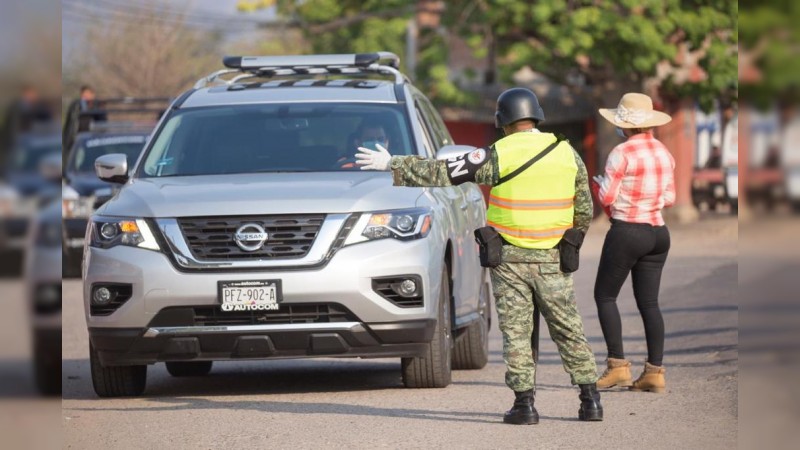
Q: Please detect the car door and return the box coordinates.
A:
[414,96,483,321]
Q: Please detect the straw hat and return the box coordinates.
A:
[599,93,672,128]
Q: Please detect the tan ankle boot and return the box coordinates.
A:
[596,358,632,389]
[629,362,666,393]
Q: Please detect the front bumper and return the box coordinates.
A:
[84,234,445,363]
[90,319,435,366]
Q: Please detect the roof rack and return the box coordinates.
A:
[194,52,406,88]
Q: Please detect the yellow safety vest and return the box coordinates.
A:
[487,132,577,249]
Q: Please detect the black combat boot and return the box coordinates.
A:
[503,389,540,425]
[578,383,603,421]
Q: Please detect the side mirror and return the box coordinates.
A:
[95,153,129,184]
[435,144,478,161]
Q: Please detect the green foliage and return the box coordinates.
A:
[252,1,737,108]
[739,0,800,107]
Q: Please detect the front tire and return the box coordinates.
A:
[402,265,453,388]
[90,343,147,397]
[166,361,213,377]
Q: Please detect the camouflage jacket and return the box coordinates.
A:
[389,134,592,263]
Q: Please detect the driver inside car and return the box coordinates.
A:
[339,119,390,169]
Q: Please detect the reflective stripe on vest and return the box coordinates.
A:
[486,132,577,249]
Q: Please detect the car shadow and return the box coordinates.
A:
[62,357,415,400]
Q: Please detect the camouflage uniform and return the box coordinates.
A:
[390,132,597,392]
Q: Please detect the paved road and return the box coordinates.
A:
[62,217,737,449]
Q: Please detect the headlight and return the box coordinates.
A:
[62,197,95,218]
[344,208,432,245]
[89,217,160,251]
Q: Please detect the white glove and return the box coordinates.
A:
[355,143,392,171]
[592,175,605,185]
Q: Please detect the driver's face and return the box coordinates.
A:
[359,127,388,147]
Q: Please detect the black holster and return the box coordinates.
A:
[558,228,585,273]
[474,226,503,268]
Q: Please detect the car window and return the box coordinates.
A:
[141,103,416,177]
[417,96,452,148]
[414,109,436,158]
[71,135,147,173]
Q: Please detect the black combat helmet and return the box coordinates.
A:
[494,88,545,128]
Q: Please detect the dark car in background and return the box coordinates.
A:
[61,97,169,277]
[0,131,61,276]
[62,129,150,276]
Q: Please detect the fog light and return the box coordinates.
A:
[93,287,113,305]
[395,215,414,232]
[397,279,418,297]
[99,223,118,240]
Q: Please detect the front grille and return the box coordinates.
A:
[149,303,356,327]
[178,215,325,260]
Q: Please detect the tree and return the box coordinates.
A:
[244,1,737,158]
[239,1,473,104]
[62,2,220,98]
[442,0,737,158]
[739,0,800,109]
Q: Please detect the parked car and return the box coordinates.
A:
[84,52,492,397]
[62,128,150,277]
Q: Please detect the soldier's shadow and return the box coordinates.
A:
[67,396,582,424]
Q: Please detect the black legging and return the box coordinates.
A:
[594,220,670,366]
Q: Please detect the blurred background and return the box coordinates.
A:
[0,1,61,448]
[0,0,798,448]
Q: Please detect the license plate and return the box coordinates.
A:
[218,280,282,312]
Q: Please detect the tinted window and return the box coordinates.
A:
[141,103,416,177]
[70,135,147,172]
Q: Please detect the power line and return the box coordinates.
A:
[63,1,242,30]
[92,0,269,25]
[63,0,293,31]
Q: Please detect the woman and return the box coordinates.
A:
[592,93,675,393]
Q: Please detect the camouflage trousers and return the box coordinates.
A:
[491,261,598,392]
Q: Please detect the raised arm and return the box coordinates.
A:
[389,156,454,187]
[356,143,497,187]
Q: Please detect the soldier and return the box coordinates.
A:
[356,88,602,425]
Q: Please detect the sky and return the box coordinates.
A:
[62,0,279,63]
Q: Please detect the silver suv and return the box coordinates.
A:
[84,52,491,397]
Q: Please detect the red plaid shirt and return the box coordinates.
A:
[597,133,676,226]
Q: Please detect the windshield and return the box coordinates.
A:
[70,135,147,173]
[140,103,416,177]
